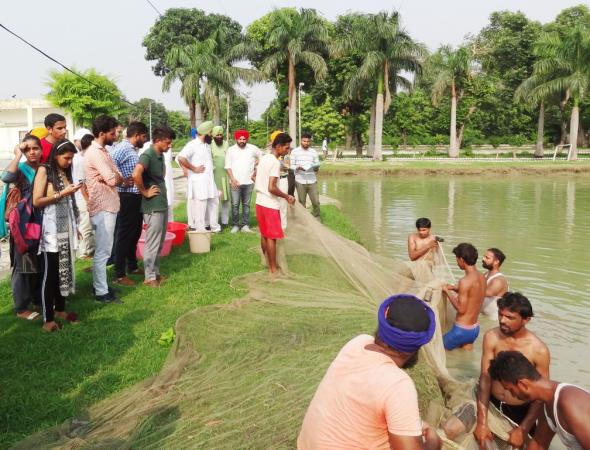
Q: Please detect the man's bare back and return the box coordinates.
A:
[445,269,486,326]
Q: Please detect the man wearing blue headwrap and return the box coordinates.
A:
[298,294,442,450]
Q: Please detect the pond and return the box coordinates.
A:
[321,174,590,386]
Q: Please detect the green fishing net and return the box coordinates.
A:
[12,203,512,449]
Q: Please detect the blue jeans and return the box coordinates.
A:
[231,184,254,227]
[91,211,117,296]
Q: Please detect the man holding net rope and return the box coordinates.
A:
[298,294,442,450]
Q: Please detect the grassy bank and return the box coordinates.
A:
[0,204,369,448]
[320,159,590,176]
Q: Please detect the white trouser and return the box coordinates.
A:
[77,200,95,257]
[190,197,220,231]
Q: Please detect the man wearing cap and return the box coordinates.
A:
[225,129,262,233]
[177,121,220,232]
[211,126,230,227]
[298,295,442,450]
[72,128,94,258]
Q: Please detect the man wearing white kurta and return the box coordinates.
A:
[177,121,220,232]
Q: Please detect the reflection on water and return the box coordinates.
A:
[322,175,590,386]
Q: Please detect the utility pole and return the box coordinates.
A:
[149,101,153,140]
[298,82,305,146]
[226,95,230,141]
[244,91,251,127]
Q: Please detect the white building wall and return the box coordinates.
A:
[0,98,75,161]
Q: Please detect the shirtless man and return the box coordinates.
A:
[489,351,589,450]
[443,292,550,448]
[408,217,439,261]
[442,243,486,350]
[481,248,509,318]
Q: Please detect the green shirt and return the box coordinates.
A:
[138,147,168,213]
[211,140,229,201]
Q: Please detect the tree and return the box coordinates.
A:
[120,98,168,130]
[340,12,424,160]
[167,111,191,138]
[253,8,330,145]
[428,46,473,157]
[527,26,590,160]
[46,69,127,127]
[143,8,241,76]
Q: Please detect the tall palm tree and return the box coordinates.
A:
[163,37,239,129]
[429,46,472,158]
[259,8,330,144]
[526,26,590,160]
[341,12,424,160]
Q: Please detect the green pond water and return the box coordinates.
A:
[321,175,590,386]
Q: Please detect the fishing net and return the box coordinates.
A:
[13,203,512,449]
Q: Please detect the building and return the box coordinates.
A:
[0,98,76,161]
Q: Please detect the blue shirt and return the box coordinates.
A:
[110,140,139,194]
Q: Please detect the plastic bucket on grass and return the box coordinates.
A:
[167,222,189,246]
[136,231,176,259]
[188,231,211,254]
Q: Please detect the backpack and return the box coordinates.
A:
[8,189,42,254]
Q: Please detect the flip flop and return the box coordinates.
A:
[17,311,40,321]
[65,312,80,324]
[42,322,63,333]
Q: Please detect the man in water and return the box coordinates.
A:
[298,294,442,450]
[443,292,550,448]
[488,351,589,450]
[481,248,509,318]
[407,217,439,262]
[442,243,486,350]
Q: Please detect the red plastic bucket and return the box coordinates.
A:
[167,222,189,246]
[136,231,175,259]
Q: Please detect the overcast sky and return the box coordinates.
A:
[0,0,582,119]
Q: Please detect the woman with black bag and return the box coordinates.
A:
[0,134,43,321]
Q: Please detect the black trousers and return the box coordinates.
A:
[40,252,65,323]
[287,169,296,196]
[114,193,143,278]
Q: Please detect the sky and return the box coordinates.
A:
[0,0,583,120]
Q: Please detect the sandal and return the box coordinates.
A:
[42,321,63,333]
[17,311,40,321]
[55,311,80,324]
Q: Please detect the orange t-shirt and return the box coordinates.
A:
[298,334,422,449]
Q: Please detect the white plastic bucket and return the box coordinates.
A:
[188,231,211,253]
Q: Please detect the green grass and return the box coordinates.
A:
[0,201,366,448]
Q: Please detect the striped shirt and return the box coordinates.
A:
[110,140,140,194]
[85,142,121,216]
[290,147,320,184]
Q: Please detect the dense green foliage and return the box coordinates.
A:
[45,69,127,127]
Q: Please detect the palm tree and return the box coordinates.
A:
[526,26,590,160]
[515,73,554,157]
[259,8,330,144]
[429,46,472,158]
[340,12,424,160]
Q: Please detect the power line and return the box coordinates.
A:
[145,0,163,16]
[0,22,135,108]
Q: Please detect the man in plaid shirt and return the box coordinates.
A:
[110,122,149,286]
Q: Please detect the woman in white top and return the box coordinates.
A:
[33,139,82,332]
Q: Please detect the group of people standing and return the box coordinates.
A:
[2,112,326,330]
[1,113,175,331]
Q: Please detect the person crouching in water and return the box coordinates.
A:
[32,139,82,332]
[255,133,295,274]
[442,243,486,350]
[298,294,442,450]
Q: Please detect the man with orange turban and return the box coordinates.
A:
[225,129,262,233]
